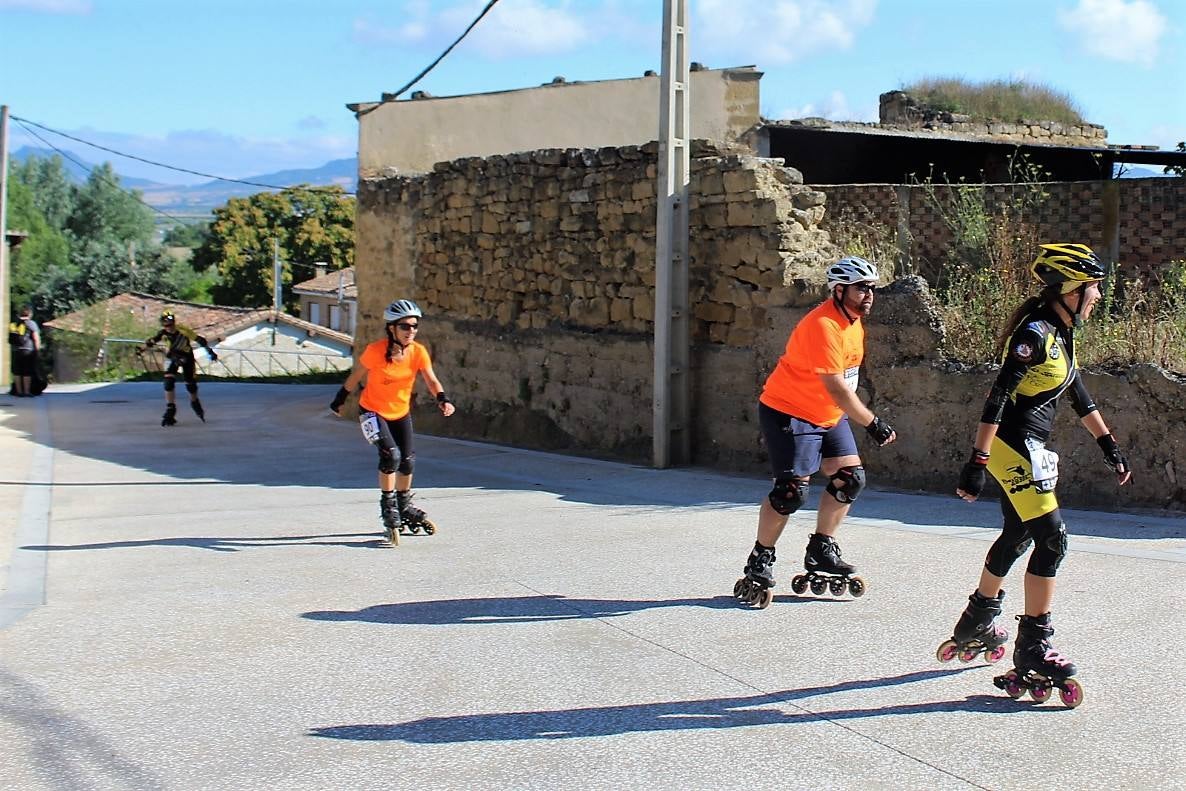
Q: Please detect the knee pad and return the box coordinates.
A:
[826,466,866,504]
[163,376,176,392]
[1027,515,1067,577]
[985,533,1033,578]
[397,453,414,476]
[768,476,809,516]
[185,381,198,394]
[377,446,398,474]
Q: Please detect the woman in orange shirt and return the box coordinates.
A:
[330,299,455,542]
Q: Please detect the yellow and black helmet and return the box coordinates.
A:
[1030,244,1107,293]
[160,310,176,324]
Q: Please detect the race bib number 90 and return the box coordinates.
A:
[359,412,382,444]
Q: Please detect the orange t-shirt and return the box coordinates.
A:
[357,339,430,420]
[759,299,864,427]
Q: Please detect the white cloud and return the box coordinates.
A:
[354,0,595,58]
[0,0,91,13]
[1056,0,1168,67]
[776,90,877,122]
[694,0,877,65]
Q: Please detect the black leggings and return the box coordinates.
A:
[364,412,415,475]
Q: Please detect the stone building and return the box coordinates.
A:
[346,74,1186,511]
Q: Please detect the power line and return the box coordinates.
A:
[12,115,355,196]
[363,0,502,114]
[14,117,192,226]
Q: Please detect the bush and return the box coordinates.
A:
[901,77,1084,125]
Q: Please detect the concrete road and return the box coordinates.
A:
[1,382,1184,791]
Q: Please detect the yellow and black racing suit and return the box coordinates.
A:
[145,325,212,390]
[978,303,1097,578]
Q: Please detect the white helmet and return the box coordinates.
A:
[826,256,879,291]
[383,299,422,323]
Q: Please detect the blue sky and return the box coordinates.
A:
[3,0,1183,185]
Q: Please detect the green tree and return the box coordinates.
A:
[13,154,75,230]
[196,185,354,308]
[162,221,211,248]
[6,179,72,314]
[66,163,155,246]
[1168,142,1185,176]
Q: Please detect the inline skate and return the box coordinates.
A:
[379,491,401,545]
[396,490,436,535]
[733,541,776,609]
[191,398,206,422]
[992,613,1084,708]
[161,403,177,427]
[791,532,865,597]
[936,590,1009,664]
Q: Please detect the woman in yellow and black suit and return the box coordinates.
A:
[948,243,1132,706]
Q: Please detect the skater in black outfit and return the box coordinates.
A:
[141,310,218,426]
[946,243,1132,707]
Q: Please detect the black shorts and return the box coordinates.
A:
[759,402,859,479]
[11,350,36,377]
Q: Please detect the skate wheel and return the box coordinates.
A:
[756,587,774,609]
[790,575,808,595]
[733,578,747,599]
[847,577,866,597]
[936,640,958,663]
[829,577,847,596]
[999,671,1025,699]
[958,647,978,663]
[422,519,437,535]
[1059,678,1085,709]
[1030,682,1053,704]
[809,578,827,596]
[985,645,1007,664]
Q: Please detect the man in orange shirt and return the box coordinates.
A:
[331,299,455,542]
[734,256,897,608]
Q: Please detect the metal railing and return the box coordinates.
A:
[101,338,353,378]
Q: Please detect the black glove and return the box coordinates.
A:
[1097,434,1129,475]
[208,350,219,362]
[330,387,350,413]
[958,449,990,497]
[436,392,454,412]
[865,415,894,445]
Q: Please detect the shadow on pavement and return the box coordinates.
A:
[23,532,387,553]
[302,593,848,625]
[308,668,1058,744]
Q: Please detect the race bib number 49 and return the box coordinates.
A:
[1024,437,1059,493]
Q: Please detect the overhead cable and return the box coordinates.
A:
[13,115,356,196]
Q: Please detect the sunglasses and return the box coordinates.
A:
[394,322,419,331]
[851,283,877,294]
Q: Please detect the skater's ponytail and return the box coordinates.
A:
[384,333,397,363]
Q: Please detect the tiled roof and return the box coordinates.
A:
[43,292,353,345]
[293,267,356,298]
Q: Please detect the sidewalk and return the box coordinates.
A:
[1,382,1184,790]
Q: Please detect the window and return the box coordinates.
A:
[309,303,321,325]
[330,305,341,331]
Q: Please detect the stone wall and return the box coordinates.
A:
[879,90,1108,148]
[353,142,1186,511]
[820,178,1186,283]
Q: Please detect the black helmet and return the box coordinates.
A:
[1031,244,1106,293]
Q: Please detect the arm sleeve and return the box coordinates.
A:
[1067,370,1098,417]
[978,325,1043,425]
[146,330,164,345]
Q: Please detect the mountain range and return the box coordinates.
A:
[13,146,357,218]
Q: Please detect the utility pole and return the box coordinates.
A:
[0,106,10,390]
[272,238,281,346]
[653,0,691,468]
